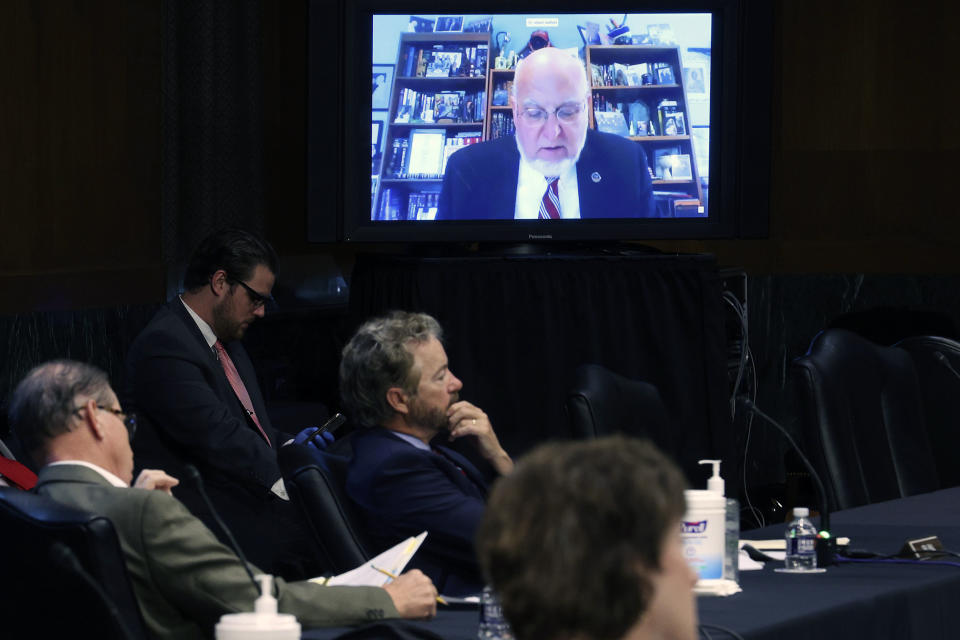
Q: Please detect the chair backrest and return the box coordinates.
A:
[791,329,939,511]
[278,444,372,575]
[0,487,147,639]
[565,364,672,449]
[894,335,960,489]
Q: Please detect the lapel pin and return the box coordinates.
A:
[591,172,601,183]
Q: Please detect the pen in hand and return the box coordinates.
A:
[371,564,448,605]
[306,412,347,447]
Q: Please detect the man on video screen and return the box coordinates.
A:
[437,47,657,221]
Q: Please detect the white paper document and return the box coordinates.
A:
[310,531,427,587]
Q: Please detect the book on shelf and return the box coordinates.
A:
[405,191,441,221]
[387,137,410,178]
[489,111,516,139]
[375,187,404,221]
[656,100,684,136]
[395,88,486,124]
[440,131,483,172]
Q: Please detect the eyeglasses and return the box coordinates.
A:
[516,102,586,125]
[74,405,138,442]
[229,278,274,310]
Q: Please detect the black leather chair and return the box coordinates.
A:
[791,329,939,511]
[894,335,960,489]
[278,443,372,575]
[564,364,672,451]
[0,487,147,639]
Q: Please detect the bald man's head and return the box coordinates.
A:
[510,48,590,177]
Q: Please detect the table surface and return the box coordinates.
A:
[305,487,960,640]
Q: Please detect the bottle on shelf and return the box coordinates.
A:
[784,507,818,571]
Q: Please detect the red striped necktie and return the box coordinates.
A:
[538,177,561,220]
[213,341,272,447]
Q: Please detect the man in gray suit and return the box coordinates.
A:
[9,359,437,640]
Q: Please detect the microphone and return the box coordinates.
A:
[933,351,960,382]
[736,396,835,565]
[49,541,137,640]
[183,464,259,592]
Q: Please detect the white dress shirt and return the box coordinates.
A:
[514,160,581,219]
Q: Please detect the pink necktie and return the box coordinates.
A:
[213,341,272,447]
[538,177,561,220]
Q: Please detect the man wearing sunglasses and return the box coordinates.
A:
[125,228,316,577]
[437,46,657,221]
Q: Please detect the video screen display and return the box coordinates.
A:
[370,12,713,223]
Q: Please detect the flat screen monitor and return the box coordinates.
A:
[311,0,771,244]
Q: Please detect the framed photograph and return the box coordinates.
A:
[668,154,693,180]
[425,51,462,78]
[435,16,464,32]
[408,16,435,33]
[407,129,447,178]
[655,64,676,85]
[683,61,709,101]
[372,64,394,110]
[464,17,493,33]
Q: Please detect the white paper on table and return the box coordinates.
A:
[309,531,428,587]
[738,549,765,571]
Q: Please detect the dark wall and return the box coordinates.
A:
[0,0,163,312]
[2,1,959,487]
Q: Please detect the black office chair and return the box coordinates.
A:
[894,335,960,489]
[0,487,147,639]
[564,364,672,450]
[791,329,939,511]
[278,443,372,575]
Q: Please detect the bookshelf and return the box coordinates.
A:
[585,45,704,214]
[484,68,515,141]
[374,32,492,221]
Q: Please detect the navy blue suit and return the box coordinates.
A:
[437,129,657,220]
[124,300,300,574]
[346,428,490,595]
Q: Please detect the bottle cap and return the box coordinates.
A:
[698,459,724,496]
[793,507,809,518]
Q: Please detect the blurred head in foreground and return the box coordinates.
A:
[477,435,697,640]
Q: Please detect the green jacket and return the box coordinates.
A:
[36,464,398,639]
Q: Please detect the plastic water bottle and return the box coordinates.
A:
[784,507,818,571]
[478,585,514,639]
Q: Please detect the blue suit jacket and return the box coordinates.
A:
[437,129,658,220]
[346,427,490,595]
[124,299,292,571]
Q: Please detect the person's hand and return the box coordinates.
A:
[382,569,438,620]
[134,469,180,495]
[447,400,514,475]
[293,426,336,452]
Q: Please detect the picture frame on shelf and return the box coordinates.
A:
[435,16,464,32]
[464,17,493,32]
[406,129,447,178]
[408,16,435,33]
[372,64,394,110]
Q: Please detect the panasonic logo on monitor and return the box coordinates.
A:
[528,234,553,240]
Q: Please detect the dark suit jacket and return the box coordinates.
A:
[36,464,398,640]
[345,428,490,595]
[437,129,657,220]
[124,299,294,571]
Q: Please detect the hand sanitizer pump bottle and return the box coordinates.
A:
[697,459,740,584]
[682,462,726,581]
[216,574,301,639]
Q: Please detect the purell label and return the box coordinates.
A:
[682,520,708,534]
